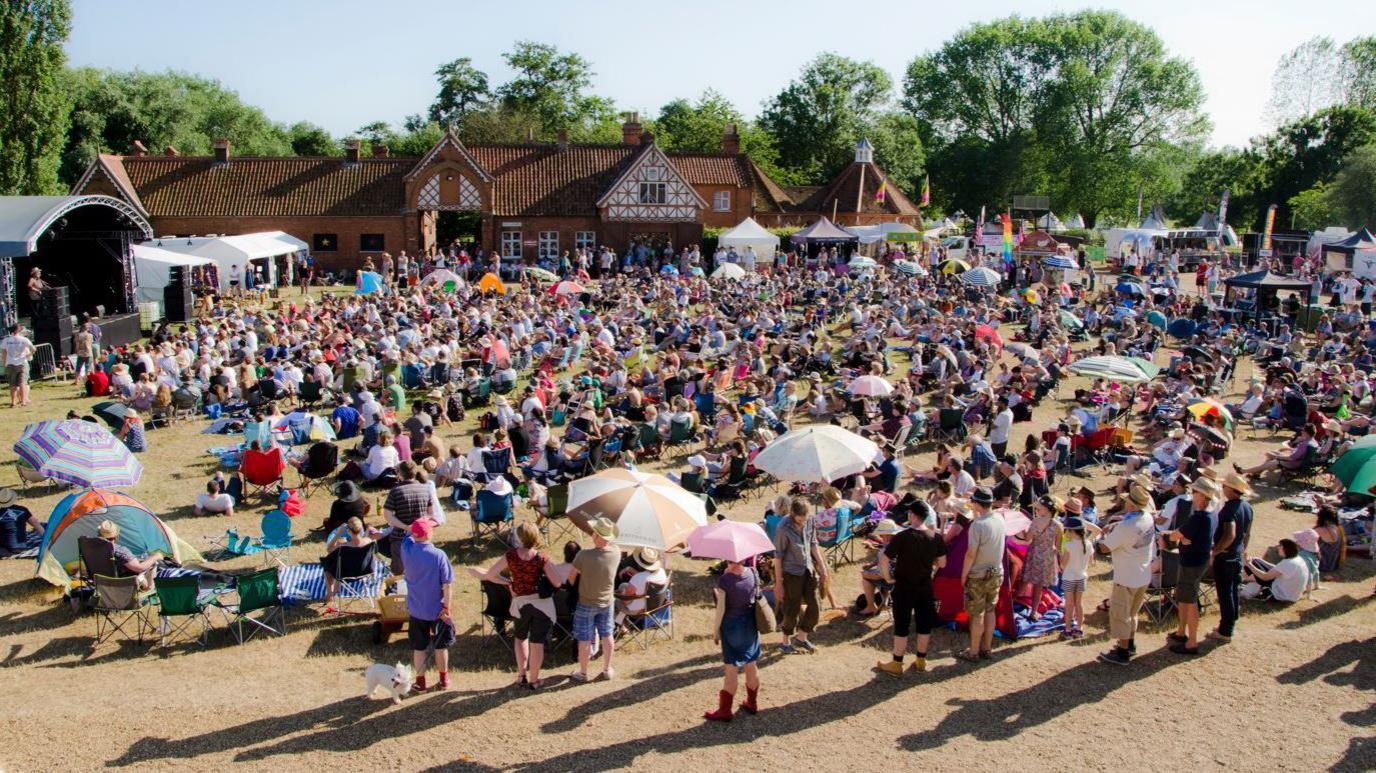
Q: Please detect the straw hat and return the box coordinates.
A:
[633,547,662,572]
[0,487,16,507]
[1062,497,1083,515]
[1191,476,1222,498]
[1127,485,1154,510]
[872,518,902,537]
[588,517,619,540]
[97,520,119,539]
[1220,471,1253,497]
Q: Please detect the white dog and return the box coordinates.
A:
[363,662,414,704]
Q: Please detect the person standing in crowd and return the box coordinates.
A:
[958,487,1004,663]
[568,517,621,682]
[989,397,1013,458]
[1164,477,1218,656]
[1,323,36,408]
[773,497,827,655]
[382,461,434,574]
[401,518,453,692]
[1209,472,1254,643]
[469,522,563,690]
[1098,485,1156,665]
[876,501,946,676]
[704,553,762,722]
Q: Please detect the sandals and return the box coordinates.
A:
[955,650,981,663]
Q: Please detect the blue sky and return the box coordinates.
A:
[67,0,1376,148]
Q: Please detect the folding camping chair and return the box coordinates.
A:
[538,483,579,545]
[472,489,513,549]
[617,581,674,650]
[91,574,156,648]
[636,423,664,462]
[931,408,967,444]
[219,566,286,644]
[296,379,324,410]
[465,378,493,409]
[240,446,286,499]
[821,507,858,566]
[479,580,514,648]
[154,575,212,648]
[321,543,379,615]
[1143,550,1181,627]
[77,536,155,604]
[480,447,514,485]
[295,441,339,498]
[666,418,696,451]
[210,509,295,567]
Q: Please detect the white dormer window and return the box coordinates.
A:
[639,182,667,204]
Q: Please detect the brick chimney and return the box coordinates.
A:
[164,146,179,157]
[343,138,360,163]
[621,112,643,145]
[213,138,230,164]
[372,144,390,158]
[556,128,568,147]
[131,140,148,157]
[722,123,740,155]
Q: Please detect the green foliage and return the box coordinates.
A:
[652,89,742,152]
[1344,37,1376,110]
[1168,147,1261,224]
[1288,184,1334,231]
[286,121,336,156]
[866,112,925,198]
[497,41,614,137]
[1254,105,1376,228]
[59,68,291,184]
[1327,144,1376,228]
[0,0,71,194]
[429,57,490,129]
[760,53,896,185]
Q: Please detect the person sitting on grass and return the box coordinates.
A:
[193,479,235,517]
[1244,538,1310,603]
[1233,424,1318,480]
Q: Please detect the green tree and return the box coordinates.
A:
[1167,147,1261,225]
[652,89,742,152]
[0,0,72,194]
[1341,37,1376,110]
[1288,184,1334,230]
[355,121,391,144]
[429,57,490,129]
[1255,105,1376,228]
[865,112,925,198]
[286,121,336,156]
[1266,36,1343,126]
[760,53,894,184]
[497,41,614,137]
[1327,144,1376,228]
[59,69,291,184]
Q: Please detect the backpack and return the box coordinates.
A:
[479,412,498,431]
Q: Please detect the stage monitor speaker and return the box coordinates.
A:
[38,285,69,325]
[167,264,186,285]
[33,316,74,357]
[164,283,194,322]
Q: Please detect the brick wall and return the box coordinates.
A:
[479,215,705,257]
[693,184,754,228]
[147,215,413,272]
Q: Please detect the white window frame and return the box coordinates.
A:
[639,182,666,205]
[501,230,522,259]
[712,190,731,212]
[575,231,597,251]
[538,231,559,261]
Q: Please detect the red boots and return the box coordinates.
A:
[704,690,734,722]
[739,686,759,715]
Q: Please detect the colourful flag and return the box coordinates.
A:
[975,205,985,250]
[1261,204,1278,252]
[920,175,930,207]
[874,180,886,204]
[1002,213,1014,266]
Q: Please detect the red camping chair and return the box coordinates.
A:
[1072,427,1116,471]
[241,446,286,500]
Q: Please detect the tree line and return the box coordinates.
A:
[1,1,1373,231]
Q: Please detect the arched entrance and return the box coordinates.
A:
[414,172,484,251]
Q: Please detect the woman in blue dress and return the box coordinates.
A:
[704,559,761,722]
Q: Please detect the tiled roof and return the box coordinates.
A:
[82,142,781,219]
[795,161,922,217]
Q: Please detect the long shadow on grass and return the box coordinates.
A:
[1276,636,1375,729]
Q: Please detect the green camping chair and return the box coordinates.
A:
[91,574,156,648]
[219,567,286,644]
[539,483,578,545]
[155,575,212,648]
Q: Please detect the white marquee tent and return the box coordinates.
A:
[143,231,308,291]
[131,244,215,305]
[717,218,779,266]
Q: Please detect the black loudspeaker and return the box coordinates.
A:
[164,283,193,322]
[167,264,186,286]
[33,316,74,357]
[38,285,69,325]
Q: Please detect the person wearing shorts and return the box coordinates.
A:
[468,522,561,689]
[1163,477,1218,656]
[566,517,621,682]
[1,324,36,408]
[400,519,453,691]
[875,501,947,677]
[959,487,1005,663]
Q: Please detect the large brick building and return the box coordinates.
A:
[71,118,920,271]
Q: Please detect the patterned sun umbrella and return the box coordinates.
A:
[14,419,143,488]
[960,267,1002,287]
[566,468,707,551]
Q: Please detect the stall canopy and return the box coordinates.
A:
[1035,213,1066,231]
[1322,228,1376,276]
[717,218,780,262]
[789,216,860,244]
[132,244,214,304]
[145,231,307,290]
[1016,230,1060,256]
[848,222,922,244]
[1223,270,1312,291]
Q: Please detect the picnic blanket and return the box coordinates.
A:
[1007,604,1065,639]
[277,561,388,606]
[0,530,44,559]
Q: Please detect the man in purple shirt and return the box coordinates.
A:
[401,519,453,691]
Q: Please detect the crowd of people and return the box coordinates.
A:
[19,230,1374,719]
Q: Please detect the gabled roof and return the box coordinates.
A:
[0,195,153,257]
[793,161,921,217]
[406,129,493,183]
[72,154,147,214]
[595,143,708,209]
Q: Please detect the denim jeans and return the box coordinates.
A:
[1213,556,1242,636]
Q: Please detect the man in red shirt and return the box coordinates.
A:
[85,366,111,397]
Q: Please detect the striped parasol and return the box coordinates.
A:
[566,468,707,550]
[14,419,143,488]
[960,266,1001,287]
[1042,255,1079,270]
[1067,355,1157,384]
[892,259,922,275]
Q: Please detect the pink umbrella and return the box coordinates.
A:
[687,520,774,563]
[552,280,585,295]
[847,374,893,397]
[974,324,1003,346]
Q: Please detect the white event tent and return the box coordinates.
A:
[131,243,215,304]
[143,231,307,291]
[717,218,779,266]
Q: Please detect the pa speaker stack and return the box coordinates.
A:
[33,286,73,356]
[164,269,193,322]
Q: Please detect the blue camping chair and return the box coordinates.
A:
[763,513,785,542]
[471,490,513,549]
[820,507,856,566]
[212,509,295,568]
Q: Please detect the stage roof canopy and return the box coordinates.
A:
[0,195,152,257]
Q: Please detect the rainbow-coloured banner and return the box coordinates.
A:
[1261,204,1277,252]
[1002,213,1014,265]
